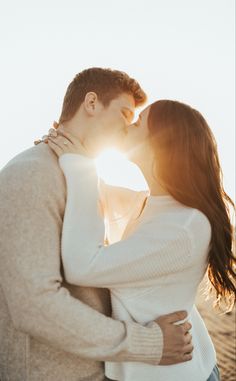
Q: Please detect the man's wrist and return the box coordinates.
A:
[124,320,163,365]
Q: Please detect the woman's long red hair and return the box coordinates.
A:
[148,100,235,311]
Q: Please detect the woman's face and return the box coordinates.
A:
[123,106,151,164]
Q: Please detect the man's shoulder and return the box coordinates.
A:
[1,144,60,178]
[0,144,65,195]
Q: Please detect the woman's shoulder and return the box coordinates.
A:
[170,204,211,237]
[182,208,212,251]
[166,200,211,232]
[149,203,211,243]
[184,208,211,230]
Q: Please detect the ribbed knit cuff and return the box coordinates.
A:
[126,321,163,365]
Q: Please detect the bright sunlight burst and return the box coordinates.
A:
[95,149,148,191]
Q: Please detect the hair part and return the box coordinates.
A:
[59,67,147,124]
[148,100,236,311]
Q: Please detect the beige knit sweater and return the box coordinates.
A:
[0,143,162,381]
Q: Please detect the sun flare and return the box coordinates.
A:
[95,149,148,191]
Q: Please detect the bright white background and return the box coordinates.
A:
[0,0,235,199]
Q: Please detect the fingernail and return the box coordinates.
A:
[34,139,42,145]
[48,128,58,137]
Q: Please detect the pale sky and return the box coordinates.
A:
[0,0,235,200]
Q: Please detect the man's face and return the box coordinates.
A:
[90,93,135,151]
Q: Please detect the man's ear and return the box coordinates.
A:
[84,92,99,116]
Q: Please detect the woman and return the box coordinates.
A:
[47,100,235,381]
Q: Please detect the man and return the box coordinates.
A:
[0,68,193,381]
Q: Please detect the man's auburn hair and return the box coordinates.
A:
[59,67,147,123]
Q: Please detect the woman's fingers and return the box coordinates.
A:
[58,130,88,155]
[48,128,58,138]
[53,121,59,129]
[57,129,76,144]
[34,139,42,145]
[52,135,72,147]
[48,139,63,157]
[36,125,88,156]
[34,128,56,145]
[57,131,90,156]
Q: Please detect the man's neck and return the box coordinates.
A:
[58,120,99,158]
[59,119,85,141]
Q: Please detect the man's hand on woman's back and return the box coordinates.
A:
[155,310,193,365]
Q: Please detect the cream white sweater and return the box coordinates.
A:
[59,153,217,381]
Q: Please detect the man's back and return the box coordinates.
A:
[0,143,111,381]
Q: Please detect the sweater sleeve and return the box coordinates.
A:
[0,154,163,365]
[60,154,192,289]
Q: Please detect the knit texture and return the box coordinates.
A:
[0,145,162,381]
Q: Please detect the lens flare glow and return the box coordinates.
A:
[95,149,148,191]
